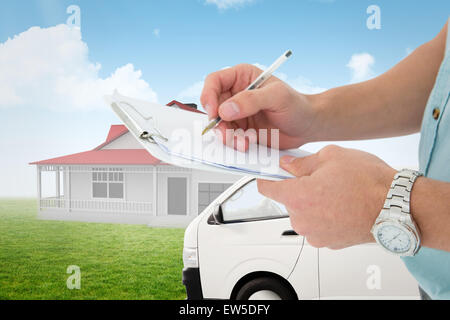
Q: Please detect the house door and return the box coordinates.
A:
[167,177,187,215]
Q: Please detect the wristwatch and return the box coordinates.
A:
[371,169,423,257]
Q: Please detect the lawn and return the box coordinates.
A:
[0,199,186,300]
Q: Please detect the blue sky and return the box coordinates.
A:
[0,0,449,196]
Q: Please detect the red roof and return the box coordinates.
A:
[31,100,201,166]
[105,125,129,144]
[94,125,129,151]
[30,149,163,165]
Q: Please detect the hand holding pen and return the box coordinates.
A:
[200,50,317,152]
[202,50,292,136]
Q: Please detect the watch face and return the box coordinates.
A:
[376,224,412,254]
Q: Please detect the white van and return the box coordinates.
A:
[182,177,419,300]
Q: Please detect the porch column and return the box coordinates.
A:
[68,166,72,212]
[55,166,60,208]
[62,166,69,212]
[153,166,157,216]
[36,166,42,212]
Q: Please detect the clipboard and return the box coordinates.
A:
[104,91,311,181]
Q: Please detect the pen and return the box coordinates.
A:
[201,50,293,136]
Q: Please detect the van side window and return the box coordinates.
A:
[221,180,288,222]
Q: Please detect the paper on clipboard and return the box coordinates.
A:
[104,91,311,181]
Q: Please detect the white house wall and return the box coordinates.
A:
[125,172,153,202]
[70,171,91,200]
[67,167,154,203]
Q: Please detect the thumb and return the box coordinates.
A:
[280,154,319,177]
[218,83,281,121]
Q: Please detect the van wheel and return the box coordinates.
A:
[236,277,296,300]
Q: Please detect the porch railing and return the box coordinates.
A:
[40,197,152,215]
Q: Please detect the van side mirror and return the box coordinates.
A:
[208,204,224,225]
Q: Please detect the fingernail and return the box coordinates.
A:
[281,156,296,164]
[220,101,240,120]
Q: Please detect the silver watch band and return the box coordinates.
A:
[381,169,423,218]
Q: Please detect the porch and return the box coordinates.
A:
[39,197,153,215]
[35,164,198,227]
[36,165,155,223]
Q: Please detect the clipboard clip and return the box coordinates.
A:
[109,99,168,145]
[140,130,168,144]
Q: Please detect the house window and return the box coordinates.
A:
[198,183,233,214]
[92,168,124,199]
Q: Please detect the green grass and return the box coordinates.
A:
[0,199,186,300]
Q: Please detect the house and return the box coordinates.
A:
[30,101,241,227]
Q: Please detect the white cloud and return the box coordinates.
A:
[177,80,204,105]
[205,0,255,10]
[346,53,375,83]
[153,28,160,38]
[0,24,157,110]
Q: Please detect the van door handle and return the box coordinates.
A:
[282,230,298,236]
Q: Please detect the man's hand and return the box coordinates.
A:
[257,145,397,249]
[200,64,319,151]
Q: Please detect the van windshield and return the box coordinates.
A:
[221,180,288,222]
